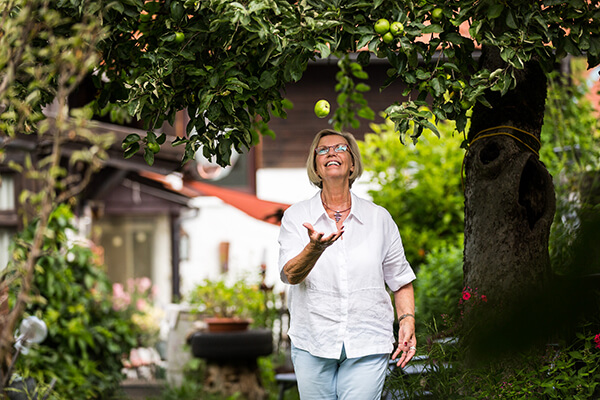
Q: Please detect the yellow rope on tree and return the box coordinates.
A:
[461,126,541,191]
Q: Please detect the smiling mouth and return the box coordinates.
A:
[325,161,341,167]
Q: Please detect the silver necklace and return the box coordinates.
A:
[322,200,351,223]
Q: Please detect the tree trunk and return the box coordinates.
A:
[462,45,556,358]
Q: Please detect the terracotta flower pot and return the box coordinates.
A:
[204,317,251,332]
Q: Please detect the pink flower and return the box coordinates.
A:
[136,298,148,312]
[137,277,152,293]
[481,295,487,302]
[462,291,471,301]
[594,334,600,349]
[113,283,125,298]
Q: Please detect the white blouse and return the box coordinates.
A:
[278,191,416,359]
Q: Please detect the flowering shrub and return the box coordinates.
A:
[112,277,163,348]
[459,286,487,309]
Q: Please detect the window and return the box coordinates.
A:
[0,174,16,270]
[99,217,156,284]
[0,174,15,211]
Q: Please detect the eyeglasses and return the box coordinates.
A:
[315,143,349,156]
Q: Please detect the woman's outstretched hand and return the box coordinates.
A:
[303,222,344,252]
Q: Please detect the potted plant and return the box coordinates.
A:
[186,277,262,332]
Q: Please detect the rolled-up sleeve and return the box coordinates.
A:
[382,212,416,292]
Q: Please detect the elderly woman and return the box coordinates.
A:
[278,129,417,399]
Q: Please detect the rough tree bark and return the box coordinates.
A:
[462,45,556,358]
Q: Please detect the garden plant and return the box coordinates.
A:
[5,205,141,399]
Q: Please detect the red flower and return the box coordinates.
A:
[462,291,471,301]
[481,295,487,302]
[595,334,600,349]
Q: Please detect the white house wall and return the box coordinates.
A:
[257,168,375,204]
[153,215,172,308]
[179,196,283,298]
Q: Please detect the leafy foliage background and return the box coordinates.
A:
[8,205,140,399]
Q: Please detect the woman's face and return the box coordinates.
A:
[315,134,354,186]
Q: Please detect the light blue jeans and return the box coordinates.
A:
[291,342,389,400]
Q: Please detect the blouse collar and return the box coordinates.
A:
[308,190,365,225]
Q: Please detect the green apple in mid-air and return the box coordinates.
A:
[314,99,330,118]
[374,18,390,35]
[390,21,404,36]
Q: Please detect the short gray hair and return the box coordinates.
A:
[306,129,363,189]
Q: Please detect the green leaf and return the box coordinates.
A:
[488,3,504,19]
[123,143,140,158]
[506,10,518,29]
[416,69,431,80]
[122,133,140,149]
[568,351,583,359]
[446,33,465,45]
[315,42,331,59]
[108,1,125,13]
[500,47,516,63]
[422,24,443,34]
[431,77,444,97]
[357,106,375,120]
[588,36,600,56]
[356,35,376,51]
[352,69,369,80]
[443,62,460,72]
[143,148,155,165]
[355,83,370,92]
[172,137,187,146]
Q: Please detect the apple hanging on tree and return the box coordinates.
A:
[374,18,390,35]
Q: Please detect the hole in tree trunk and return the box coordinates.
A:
[519,157,546,230]
[479,142,500,165]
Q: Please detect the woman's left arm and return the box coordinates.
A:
[391,282,416,368]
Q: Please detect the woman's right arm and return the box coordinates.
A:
[282,222,343,284]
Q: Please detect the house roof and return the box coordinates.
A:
[139,171,290,226]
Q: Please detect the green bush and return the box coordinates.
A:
[8,205,140,399]
[540,65,600,276]
[359,118,465,267]
[414,242,464,334]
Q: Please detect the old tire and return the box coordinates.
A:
[189,329,273,360]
